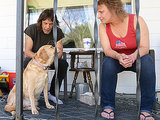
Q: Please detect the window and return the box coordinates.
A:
[57,6,94,48]
[123,0,132,13]
[26,0,133,48]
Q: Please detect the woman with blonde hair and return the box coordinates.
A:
[98,0,155,119]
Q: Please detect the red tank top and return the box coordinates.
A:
[106,14,137,55]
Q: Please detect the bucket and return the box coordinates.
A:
[9,73,16,90]
[2,72,16,90]
[75,83,89,100]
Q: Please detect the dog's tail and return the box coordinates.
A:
[4,104,16,113]
[4,85,16,114]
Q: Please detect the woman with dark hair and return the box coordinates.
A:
[98,0,155,119]
[24,8,68,104]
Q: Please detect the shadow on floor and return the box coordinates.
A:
[0,92,160,120]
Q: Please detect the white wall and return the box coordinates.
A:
[0,0,17,72]
[0,0,159,94]
[140,0,160,90]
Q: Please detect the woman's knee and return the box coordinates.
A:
[141,54,155,75]
[141,54,155,70]
[102,57,118,72]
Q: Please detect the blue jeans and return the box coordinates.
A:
[101,54,156,112]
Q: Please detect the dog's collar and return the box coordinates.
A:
[32,59,48,70]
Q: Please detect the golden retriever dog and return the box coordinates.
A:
[5,45,59,115]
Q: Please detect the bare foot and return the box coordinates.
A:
[140,112,154,120]
[101,109,114,119]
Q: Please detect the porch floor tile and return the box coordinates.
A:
[0,92,160,120]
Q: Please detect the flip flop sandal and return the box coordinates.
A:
[102,110,114,120]
[140,112,153,120]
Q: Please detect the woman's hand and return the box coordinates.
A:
[117,54,133,68]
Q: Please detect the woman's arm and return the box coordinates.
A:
[99,23,122,60]
[131,16,149,60]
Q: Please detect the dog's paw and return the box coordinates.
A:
[46,104,54,109]
[32,109,39,114]
[11,111,16,116]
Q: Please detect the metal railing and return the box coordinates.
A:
[15,0,141,119]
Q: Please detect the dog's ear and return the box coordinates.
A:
[33,53,38,60]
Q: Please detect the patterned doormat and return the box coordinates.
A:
[0,93,160,120]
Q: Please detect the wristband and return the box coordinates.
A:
[129,55,135,63]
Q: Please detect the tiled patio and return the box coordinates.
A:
[0,92,160,120]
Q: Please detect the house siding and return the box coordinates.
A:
[0,0,159,93]
[140,0,160,90]
[0,0,16,72]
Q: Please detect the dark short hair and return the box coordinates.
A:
[37,8,59,31]
[98,0,127,21]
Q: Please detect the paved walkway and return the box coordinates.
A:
[0,92,160,120]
